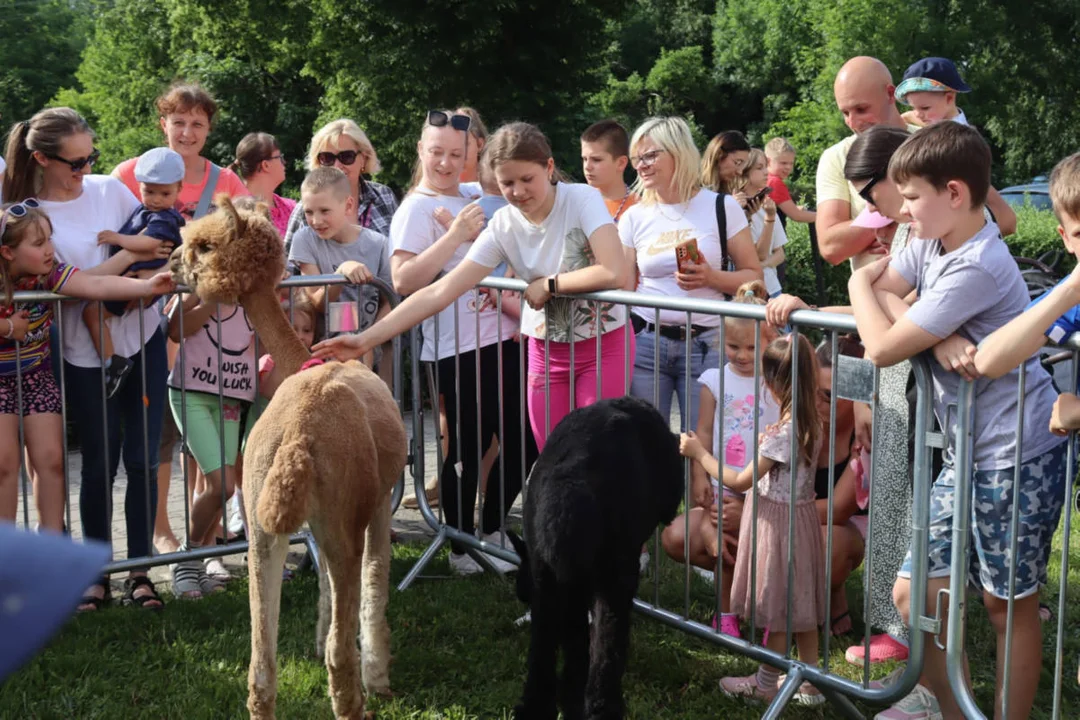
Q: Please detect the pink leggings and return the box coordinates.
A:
[527,324,633,451]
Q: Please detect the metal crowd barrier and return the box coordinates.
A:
[397,277,939,718]
[11,274,403,578]
[946,341,1079,719]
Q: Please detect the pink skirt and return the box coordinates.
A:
[730,493,826,633]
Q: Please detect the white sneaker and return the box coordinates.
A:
[514,609,593,626]
[449,551,483,576]
[873,684,943,720]
[479,532,519,574]
[692,565,715,584]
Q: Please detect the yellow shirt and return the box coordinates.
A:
[815,124,921,269]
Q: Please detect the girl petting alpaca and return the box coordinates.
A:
[0,202,172,531]
[680,332,826,703]
[661,280,779,639]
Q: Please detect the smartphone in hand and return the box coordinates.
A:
[674,238,701,273]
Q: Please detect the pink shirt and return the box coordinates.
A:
[270,194,296,240]
[114,156,249,220]
[167,304,256,402]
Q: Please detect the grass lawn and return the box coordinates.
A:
[2,531,1078,719]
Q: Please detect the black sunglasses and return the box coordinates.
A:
[858,172,886,204]
[427,110,471,133]
[45,148,100,172]
[316,150,361,167]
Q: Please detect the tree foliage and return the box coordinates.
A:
[0,0,93,126]
[3,0,1074,198]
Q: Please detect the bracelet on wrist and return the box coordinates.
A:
[3,318,13,340]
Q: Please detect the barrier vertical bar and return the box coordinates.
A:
[56,303,72,535]
[784,327,800,657]
[946,380,985,719]
[860,364,881,688]
[713,315,726,632]
[682,311,692,621]
[1050,348,1077,718]
[822,331,839,671]
[1001,363,1027,719]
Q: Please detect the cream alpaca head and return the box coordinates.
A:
[169,193,285,304]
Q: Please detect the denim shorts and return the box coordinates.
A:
[898,440,1067,599]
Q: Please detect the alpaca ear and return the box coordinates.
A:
[216,193,247,240]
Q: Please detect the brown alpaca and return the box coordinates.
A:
[170,195,406,720]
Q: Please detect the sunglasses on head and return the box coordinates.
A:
[858,171,886,204]
[0,198,41,239]
[45,148,100,172]
[316,150,362,167]
[427,110,472,133]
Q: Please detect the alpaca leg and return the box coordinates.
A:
[585,565,638,720]
[246,525,290,720]
[558,586,591,720]
[360,495,393,696]
[323,550,366,720]
[315,552,331,660]
[513,564,559,720]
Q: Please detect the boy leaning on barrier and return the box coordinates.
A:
[287,166,392,371]
[848,122,1067,720]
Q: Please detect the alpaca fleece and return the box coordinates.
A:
[172,195,406,720]
[508,396,683,720]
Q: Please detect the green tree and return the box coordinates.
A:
[0,0,94,127]
[306,0,631,190]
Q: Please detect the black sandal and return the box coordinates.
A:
[122,575,164,610]
[77,584,110,613]
[830,610,853,636]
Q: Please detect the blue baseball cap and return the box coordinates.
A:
[0,525,111,682]
[896,57,971,105]
[134,146,185,185]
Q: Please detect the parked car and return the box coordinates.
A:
[999,176,1051,210]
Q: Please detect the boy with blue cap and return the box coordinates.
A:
[86,146,186,397]
[896,56,972,127]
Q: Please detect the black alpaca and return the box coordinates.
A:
[507,396,683,720]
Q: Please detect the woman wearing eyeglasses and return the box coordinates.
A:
[3,106,175,611]
[620,116,762,435]
[229,132,296,239]
[282,119,399,256]
[112,82,250,220]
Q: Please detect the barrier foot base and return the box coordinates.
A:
[821,683,866,719]
[761,667,802,720]
[397,528,447,591]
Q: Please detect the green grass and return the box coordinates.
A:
[2,533,1078,719]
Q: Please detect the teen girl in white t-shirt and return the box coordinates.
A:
[315,120,628,562]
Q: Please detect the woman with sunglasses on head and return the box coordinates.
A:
[282,119,398,256]
[620,117,762,435]
[229,132,295,239]
[382,110,531,575]
[3,106,176,612]
[112,81,249,220]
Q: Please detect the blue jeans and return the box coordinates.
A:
[66,328,168,570]
[630,326,721,432]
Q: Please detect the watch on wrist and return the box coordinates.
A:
[547,275,557,294]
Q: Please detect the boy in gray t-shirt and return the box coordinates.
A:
[848,122,1065,720]
[288,167,393,368]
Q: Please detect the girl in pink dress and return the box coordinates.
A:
[680,332,826,703]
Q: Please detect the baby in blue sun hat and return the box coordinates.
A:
[896,56,972,128]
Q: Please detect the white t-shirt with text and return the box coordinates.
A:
[466,182,624,342]
[618,189,748,327]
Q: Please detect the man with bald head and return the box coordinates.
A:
[815,56,1015,267]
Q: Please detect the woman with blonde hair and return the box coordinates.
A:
[620,116,762,433]
[283,118,398,252]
